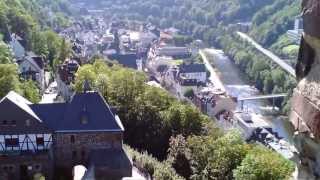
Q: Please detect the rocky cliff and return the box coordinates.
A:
[291,0,320,178]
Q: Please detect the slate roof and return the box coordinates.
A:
[108,54,138,69]
[89,148,132,169]
[0,91,41,122]
[179,64,206,73]
[32,56,44,69]
[30,91,124,133]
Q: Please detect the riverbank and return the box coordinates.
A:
[202,48,295,143]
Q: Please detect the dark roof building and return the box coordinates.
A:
[179,63,206,73]
[31,92,124,132]
[108,53,138,69]
[0,91,132,180]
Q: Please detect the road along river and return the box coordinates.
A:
[202,48,295,143]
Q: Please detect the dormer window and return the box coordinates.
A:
[26,119,31,126]
[70,135,75,144]
[81,115,88,125]
[80,106,89,125]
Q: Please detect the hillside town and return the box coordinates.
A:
[1,0,320,180]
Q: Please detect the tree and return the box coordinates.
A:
[74,64,97,92]
[0,41,13,63]
[188,131,248,180]
[183,88,194,98]
[162,103,207,136]
[263,72,274,94]
[0,64,21,98]
[167,135,192,179]
[31,30,49,58]
[233,146,294,180]
[271,68,286,88]
[58,38,71,62]
[20,80,40,103]
[43,30,62,67]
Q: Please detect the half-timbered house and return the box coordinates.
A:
[0,91,132,180]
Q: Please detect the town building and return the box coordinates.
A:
[156,46,191,59]
[18,52,46,90]
[287,17,303,44]
[8,34,47,90]
[9,34,26,61]
[0,90,132,180]
[178,63,207,84]
[193,87,236,117]
[56,59,80,101]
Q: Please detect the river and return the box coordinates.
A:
[204,48,295,143]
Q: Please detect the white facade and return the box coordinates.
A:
[56,74,74,101]
[19,56,45,90]
[180,72,207,83]
[0,134,52,152]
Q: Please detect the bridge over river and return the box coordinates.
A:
[238,93,287,110]
[202,48,294,142]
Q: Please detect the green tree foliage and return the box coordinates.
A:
[250,0,300,46]
[0,0,70,69]
[188,132,248,180]
[173,35,193,47]
[183,88,194,98]
[0,64,21,98]
[74,60,209,159]
[219,33,296,112]
[58,38,71,62]
[167,132,294,180]
[233,146,294,180]
[0,64,40,102]
[125,145,183,180]
[75,60,294,179]
[20,80,41,103]
[0,41,13,63]
[167,135,192,179]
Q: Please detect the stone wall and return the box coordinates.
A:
[0,151,53,180]
[53,132,123,168]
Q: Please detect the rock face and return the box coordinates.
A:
[291,0,320,178]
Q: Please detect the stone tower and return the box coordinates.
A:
[290,0,320,178]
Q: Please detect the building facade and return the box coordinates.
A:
[0,91,132,180]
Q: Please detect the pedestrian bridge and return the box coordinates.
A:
[238,93,287,101]
[238,93,287,110]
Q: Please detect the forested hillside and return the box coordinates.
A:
[89,0,299,47]
[0,0,71,101]
[75,0,300,113]
[74,59,295,180]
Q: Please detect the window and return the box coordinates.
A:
[3,120,7,126]
[2,165,15,172]
[26,119,31,126]
[70,135,75,144]
[81,115,88,125]
[36,137,44,146]
[5,138,19,147]
[8,166,15,172]
[72,151,77,159]
[3,166,8,171]
[11,120,16,126]
[81,150,86,158]
[34,164,41,171]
